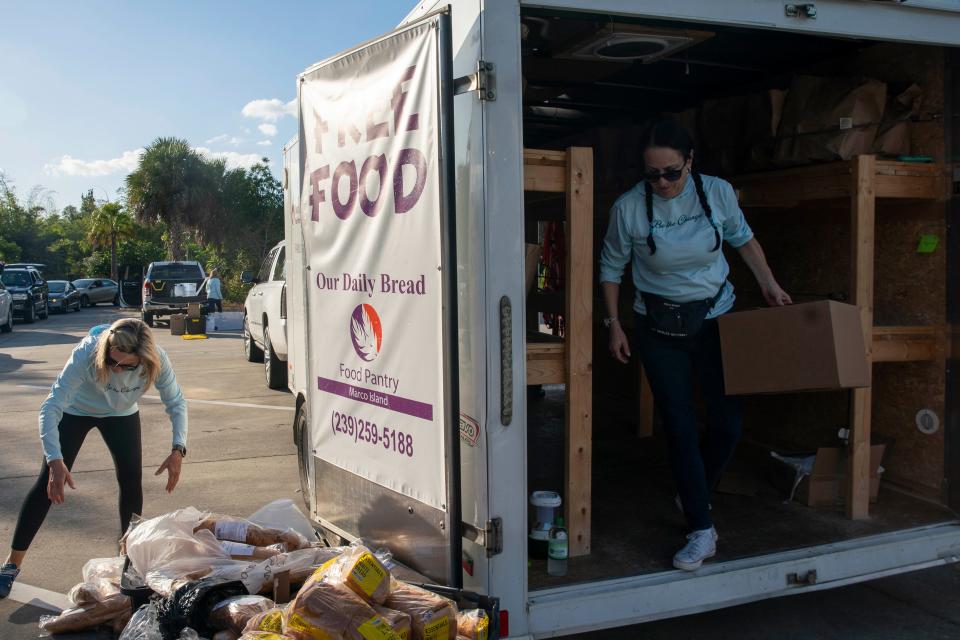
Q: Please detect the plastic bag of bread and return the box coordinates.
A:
[456,609,489,640]
[287,546,344,585]
[195,514,310,551]
[243,607,286,634]
[220,541,284,561]
[373,604,412,640]
[38,593,131,634]
[213,631,240,640]
[315,543,391,605]
[384,579,457,640]
[285,571,400,640]
[210,595,276,634]
[239,633,294,640]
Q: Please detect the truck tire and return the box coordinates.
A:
[142,312,154,328]
[244,316,263,362]
[264,328,288,390]
[295,403,312,513]
[39,301,49,320]
[23,302,35,324]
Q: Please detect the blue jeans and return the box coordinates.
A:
[636,315,742,531]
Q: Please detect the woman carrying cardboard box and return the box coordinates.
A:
[599,119,791,571]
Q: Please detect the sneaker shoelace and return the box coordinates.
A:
[680,529,716,558]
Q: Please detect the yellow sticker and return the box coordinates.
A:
[287,613,333,640]
[256,610,284,633]
[423,615,450,640]
[477,616,489,640]
[350,552,387,598]
[311,556,340,581]
[357,615,401,640]
[399,629,410,640]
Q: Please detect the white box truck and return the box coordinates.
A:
[284,2,960,637]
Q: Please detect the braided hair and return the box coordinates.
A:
[642,120,721,255]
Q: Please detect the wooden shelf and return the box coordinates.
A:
[872,326,941,363]
[735,159,946,207]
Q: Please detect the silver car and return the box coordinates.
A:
[72,278,119,307]
[0,278,13,333]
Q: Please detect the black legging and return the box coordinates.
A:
[12,412,143,551]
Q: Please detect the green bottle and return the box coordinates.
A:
[547,516,568,577]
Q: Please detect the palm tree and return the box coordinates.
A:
[125,137,225,260]
[88,202,135,281]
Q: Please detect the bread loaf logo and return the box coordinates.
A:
[351,304,383,362]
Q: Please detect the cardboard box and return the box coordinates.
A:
[718,300,869,395]
[185,316,205,335]
[767,444,886,507]
[187,303,203,318]
[169,314,186,336]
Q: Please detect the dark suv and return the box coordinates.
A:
[0,266,49,323]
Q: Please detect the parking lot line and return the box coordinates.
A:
[7,581,70,612]
[16,384,295,412]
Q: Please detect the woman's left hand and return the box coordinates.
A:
[760,279,793,307]
[155,451,183,493]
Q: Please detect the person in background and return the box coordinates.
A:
[203,267,223,313]
[599,119,791,572]
[0,318,188,599]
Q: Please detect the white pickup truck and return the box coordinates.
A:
[241,241,288,390]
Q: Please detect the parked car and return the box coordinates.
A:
[241,241,288,389]
[0,273,13,333]
[72,278,119,307]
[0,266,49,323]
[141,261,207,327]
[46,280,81,313]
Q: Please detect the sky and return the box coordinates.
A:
[0,1,413,210]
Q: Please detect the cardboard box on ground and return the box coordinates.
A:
[767,443,887,507]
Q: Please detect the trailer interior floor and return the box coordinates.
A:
[526,386,956,590]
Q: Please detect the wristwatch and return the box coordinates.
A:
[172,444,187,458]
[602,316,619,329]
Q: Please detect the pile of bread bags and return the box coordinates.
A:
[37,503,490,640]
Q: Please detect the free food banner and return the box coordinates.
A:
[298,20,447,509]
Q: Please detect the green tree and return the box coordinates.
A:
[125,137,224,260]
[88,202,135,280]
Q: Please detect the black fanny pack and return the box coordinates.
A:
[640,285,725,339]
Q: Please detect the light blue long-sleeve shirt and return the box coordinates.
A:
[204,277,223,300]
[39,325,188,462]
[599,174,754,318]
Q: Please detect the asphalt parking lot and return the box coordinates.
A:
[1,308,958,639]
[0,306,301,639]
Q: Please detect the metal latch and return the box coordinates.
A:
[785,4,817,19]
[462,518,503,556]
[454,61,496,101]
[786,569,818,586]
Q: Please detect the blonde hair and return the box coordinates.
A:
[94,318,162,390]
[210,268,219,277]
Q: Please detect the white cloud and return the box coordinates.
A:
[242,98,296,122]
[258,123,278,137]
[195,147,268,170]
[44,149,144,177]
[256,140,273,147]
[206,134,244,145]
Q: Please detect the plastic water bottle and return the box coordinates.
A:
[547,516,568,577]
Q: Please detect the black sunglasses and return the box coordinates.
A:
[642,166,686,184]
[107,353,139,371]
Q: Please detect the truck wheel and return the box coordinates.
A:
[244,317,263,363]
[296,403,312,513]
[142,312,154,328]
[23,303,35,324]
[80,295,90,308]
[39,302,49,320]
[264,329,287,390]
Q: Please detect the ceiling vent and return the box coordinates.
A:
[561,25,713,63]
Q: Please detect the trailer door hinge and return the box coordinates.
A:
[454,61,496,101]
[787,569,818,586]
[462,517,503,556]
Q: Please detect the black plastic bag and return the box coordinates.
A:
[155,577,247,640]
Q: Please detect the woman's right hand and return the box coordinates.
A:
[608,322,632,364]
[47,459,76,504]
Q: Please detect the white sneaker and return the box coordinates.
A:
[673,527,718,571]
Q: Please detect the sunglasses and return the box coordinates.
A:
[642,166,686,183]
[107,353,139,371]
